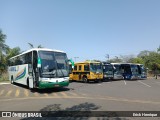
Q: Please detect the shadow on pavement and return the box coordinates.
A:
[13,82,70,94]
[21,102,128,120]
[32,87,70,94]
[70,80,103,85]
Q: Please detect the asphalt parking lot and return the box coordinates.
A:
[0,78,160,119]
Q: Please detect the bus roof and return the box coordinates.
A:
[9,48,65,60]
[101,62,111,65]
[111,63,122,65]
[111,63,143,65]
[75,61,101,64]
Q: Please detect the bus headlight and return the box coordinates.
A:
[64,77,69,81]
[90,73,95,78]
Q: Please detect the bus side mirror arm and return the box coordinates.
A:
[35,68,38,72]
[28,64,33,73]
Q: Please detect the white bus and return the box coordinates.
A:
[8,48,69,89]
[111,63,124,80]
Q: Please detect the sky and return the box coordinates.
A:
[0,0,160,62]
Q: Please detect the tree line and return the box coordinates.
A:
[0,29,160,75]
[0,29,42,74]
[107,49,160,75]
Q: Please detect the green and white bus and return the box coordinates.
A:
[8,48,69,89]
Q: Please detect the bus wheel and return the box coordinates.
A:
[69,80,72,83]
[27,79,34,91]
[11,76,14,84]
[27,79,31,89]
[83,77,88,83]
[94,80,98,83]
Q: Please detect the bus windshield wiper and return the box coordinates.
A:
[42,71,56,75]
[55,61,65,77]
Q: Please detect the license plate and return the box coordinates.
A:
[54,84,59,87]
[108,75,113,77]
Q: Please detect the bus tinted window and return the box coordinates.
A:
[79,65,82,70]
[25,52,32,64]
[74,66,77,70]
[84,65,89,71]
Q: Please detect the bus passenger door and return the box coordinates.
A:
[33,51,39,87]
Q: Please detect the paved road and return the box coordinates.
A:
[0,79,160,120]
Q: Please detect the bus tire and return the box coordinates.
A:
[94,80,97,83]
[69,80,73,83]
[27,79,31,90]
[83,77,88,83]
[11,76,14,84]
[27,79,34,91]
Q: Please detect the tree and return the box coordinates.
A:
[6,47,21,60]
[0,30,8,53]
[139,51,160,78]
[0,30,9,73]
[137,50,151,58]
[119,55,135,63]
[129,57,144,64]
[157,45,160,53]
[0,47,21,74]
[108,58,122,63]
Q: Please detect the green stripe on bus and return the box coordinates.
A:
[38,81,69,89]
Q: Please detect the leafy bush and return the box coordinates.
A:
[0,72,9,82]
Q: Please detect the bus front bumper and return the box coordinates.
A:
[38,81,69,89]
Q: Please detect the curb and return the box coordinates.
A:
[147,77,160,80]
[0,82,10,85]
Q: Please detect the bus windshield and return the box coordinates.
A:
[90,63,102,73]
[103,65,113,74]
[140,65,147,73]
[39,51,69,78]
[131,65,139,74]
[114,65,122,74]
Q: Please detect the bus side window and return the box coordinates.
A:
[20,55,25,64]
[137,65,141,74]
[84,65,89,71]
[33,51,38,71]
[69,64,72,74]
[25,52,32,64]
[15,57,22,65]
[8,59,13,66]
[33,51,37,64]
[79,65,82,71]
[74,65,77,71]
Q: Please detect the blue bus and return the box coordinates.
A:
[111,63,124,80]
[137,64,147,79]
[102,62,114,80]
[121,63,140,80]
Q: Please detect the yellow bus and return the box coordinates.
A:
[69,63,73,80]
[70,61,103,83]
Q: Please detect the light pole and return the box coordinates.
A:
[115,56,119,62]
[115,56,118,59]
[105,54,109,61]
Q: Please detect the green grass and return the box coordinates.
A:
[0,72,9,82]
